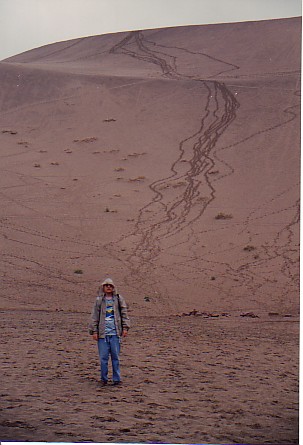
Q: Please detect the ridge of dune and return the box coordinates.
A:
[3,17,300,76]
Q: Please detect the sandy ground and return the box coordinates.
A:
[0,17,301,444]
[1,310,299,443]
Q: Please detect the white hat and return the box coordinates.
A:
[102,278,115,288]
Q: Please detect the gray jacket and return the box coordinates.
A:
[89,293,130,338]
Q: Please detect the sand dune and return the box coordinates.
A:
[0,17,300,443]
[1,18,300,316]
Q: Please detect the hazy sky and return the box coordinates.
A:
[0,0,301,60]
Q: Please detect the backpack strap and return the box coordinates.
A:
[116,293,121,314]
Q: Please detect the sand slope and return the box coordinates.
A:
[0,17,300,443]
[0,18,300,316]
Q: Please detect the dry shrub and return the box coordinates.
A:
[73,137,98,143]
[215,212,233,220]
[129,176,146,182]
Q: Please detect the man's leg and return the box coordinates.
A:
[109,335,121,383]
[98,338,110,383]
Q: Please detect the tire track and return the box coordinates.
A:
[105,30,299,313]
[129,81,238,258]
[178,184,300,312]
[106,31,240,305]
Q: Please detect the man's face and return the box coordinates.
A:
[104,283,114,295]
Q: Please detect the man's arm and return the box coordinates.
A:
[88,298,100,339]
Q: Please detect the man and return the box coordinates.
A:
[89,278,130,386]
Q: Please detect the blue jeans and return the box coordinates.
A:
[98,335,121,383]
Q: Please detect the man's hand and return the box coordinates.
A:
[92,333,98,341]
[122,329,128,338]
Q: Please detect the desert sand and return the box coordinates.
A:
[0,17,300,444]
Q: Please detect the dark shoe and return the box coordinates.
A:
[113,381,122,386]
[100,380,108,386]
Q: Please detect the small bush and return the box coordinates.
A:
[2,129,17,135]
[73,137,98,143]
[129,176,146,182]
[18,141,29,145]
[172,181,186,188]
[128,152,146,157]
[114,167,125,172]
[244,245,256,252]
[103,149,120,153]
[215,212,233,220]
